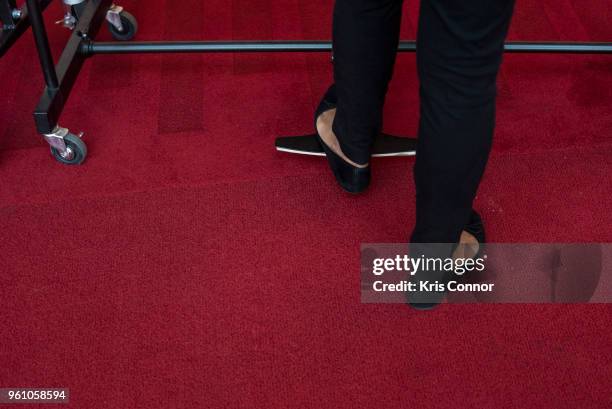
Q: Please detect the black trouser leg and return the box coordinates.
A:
[331,0,404,165]
[410,0,516,244]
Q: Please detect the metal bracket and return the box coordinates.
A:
[105,4,123,32]
[43,126,70,158]
[43,126,83,160]
[56,12,77,29]
[56,0,88,29]
[0,0,19,30]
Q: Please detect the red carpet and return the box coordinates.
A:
[1,1,611,407]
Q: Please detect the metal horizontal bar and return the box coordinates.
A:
[83,40,336,54]
[504,42,612,53]
[83,40,612,55]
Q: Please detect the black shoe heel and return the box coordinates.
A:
[314,86,371,194]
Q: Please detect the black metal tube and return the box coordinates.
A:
[504,42,612,53]
[84,41,335,54]
[83,40,612,55]
[25,0,58,89]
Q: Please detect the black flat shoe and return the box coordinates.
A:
[314,86,371,194]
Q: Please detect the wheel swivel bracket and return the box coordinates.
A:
[105,4,124,32]
[43,126,83,161]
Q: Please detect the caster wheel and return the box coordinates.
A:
[108,11,138,41]
[50,133,88,165]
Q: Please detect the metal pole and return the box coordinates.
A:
[25,0,58,89]
[504,42,612,53]
[83,40,612,55]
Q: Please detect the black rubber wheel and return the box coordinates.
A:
[50,133,88,165]
[108,11,138,41]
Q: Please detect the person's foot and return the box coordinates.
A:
[314,85,371,194]
[316,108,369,169]
[409,212,485,311]
[409,233,476,311]
[453,211,486,260]
[452,230,480,260]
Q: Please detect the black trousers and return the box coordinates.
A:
[331,0,515,244]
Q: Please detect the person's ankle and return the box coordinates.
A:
[452,231,480,259]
